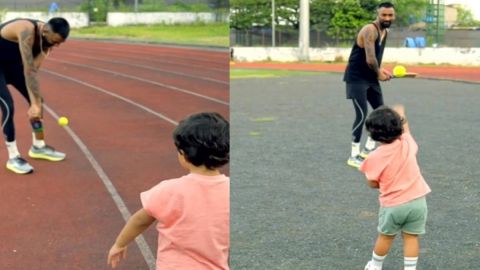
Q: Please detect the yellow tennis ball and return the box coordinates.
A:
[58,116,69,126]
[393,65,407,77]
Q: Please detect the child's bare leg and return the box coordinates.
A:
[403,232,419,256]
[374,233,395,255]
[367,234,395,269]
[403,232,419,269]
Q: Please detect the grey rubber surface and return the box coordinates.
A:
[230,74,480,270]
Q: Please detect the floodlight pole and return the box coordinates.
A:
[134,0,138,12]
[272,0,276,47]
[299,0,309,61]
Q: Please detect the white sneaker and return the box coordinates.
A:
[6,156,34,174]
[359,147,376,159]
[347,155,364,169]
[365,260,382,270]
[28,145,66,161]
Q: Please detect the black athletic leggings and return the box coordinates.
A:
[0,65,31,142]
[351,86,384,143]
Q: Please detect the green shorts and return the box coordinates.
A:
[378,196,428,235]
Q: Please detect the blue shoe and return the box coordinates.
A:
[28,145,66,161]
[6,156,34,174]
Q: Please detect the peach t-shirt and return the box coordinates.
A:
[141,173,229,270]
[360,131,431,207]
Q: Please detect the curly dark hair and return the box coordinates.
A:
[173,112,229,170]
[365,106,404,144]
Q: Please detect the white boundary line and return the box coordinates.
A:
[47,59,229,106]
[56,51,228,85]
[43,104,157,270]
[43,69,179,125]
[56,46,228,73]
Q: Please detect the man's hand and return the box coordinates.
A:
[378,68,392,81]
[28,103,43,119]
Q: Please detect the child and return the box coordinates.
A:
[359,105,431,270]
[107,112,230,270]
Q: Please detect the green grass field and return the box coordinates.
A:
[230,68,322,79]
[71,23,229,47]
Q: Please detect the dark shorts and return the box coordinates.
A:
[378,197,428,235]
[346,82,382,100]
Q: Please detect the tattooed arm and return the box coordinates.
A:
[362,25,390,81]
[363,26,380,76]
[34,51,47,69]
[18,27,43,118]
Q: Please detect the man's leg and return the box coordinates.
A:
[0,72,33,174]
[351,97,368,146]
[0,74,16,146]
[360,85,385,157]
[346,83,368,168]
[7,66,46,146]
[367,84,385,109]
[348,98,368,168]
[8,68,65,161]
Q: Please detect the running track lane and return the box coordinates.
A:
[0,40,229,270]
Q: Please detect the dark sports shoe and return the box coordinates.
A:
[28,145,66,161]
[6,156,34,174]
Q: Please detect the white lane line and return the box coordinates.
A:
[47,59,229,106]
[43,104,157,270]
[55,52,228,85]
[54,46,228,73]
[43,69,179,126]
[71,39,229,53]
[67,45,229,68]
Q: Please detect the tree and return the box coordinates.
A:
[230,0,271,30]
[326,0,371,43]
[230,0,431,34]
[310,0,336,31]
[456,5,480,27]
[391,0,429,27]
[275,0,300,29]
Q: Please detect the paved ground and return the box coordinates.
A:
[230,74,480,270]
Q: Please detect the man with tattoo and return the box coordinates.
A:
[0,17,69,174]
[343,2,395,169]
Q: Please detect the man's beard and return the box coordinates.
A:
[380,21,392,29]
[41,36,54,51]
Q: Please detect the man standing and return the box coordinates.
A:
[343,2,395,168]
[0,17,70,174]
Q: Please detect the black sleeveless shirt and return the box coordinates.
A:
[0,19,42,66]
[343,23,387,83]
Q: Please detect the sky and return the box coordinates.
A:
[444,0,480,20]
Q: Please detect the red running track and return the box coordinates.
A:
[0,40,229,270]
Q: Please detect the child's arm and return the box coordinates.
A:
[392,104,410,133]
[107,209,156,268]
[367,179,380,189]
